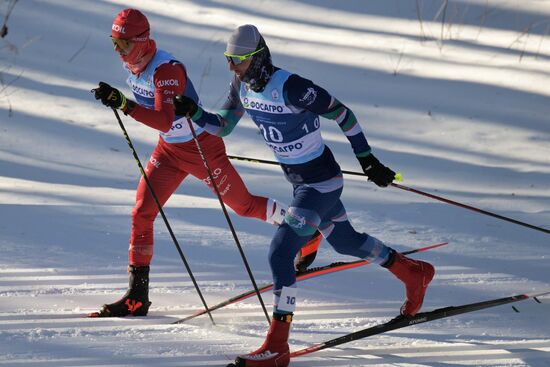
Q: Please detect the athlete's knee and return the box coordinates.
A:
[284,206,320,237]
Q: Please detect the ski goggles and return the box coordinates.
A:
[111,37,132,50]
[111,29,149,50]
[224,47,265,65]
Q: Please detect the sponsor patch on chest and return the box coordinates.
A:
[242,97,290,114]
[132,83,154,98]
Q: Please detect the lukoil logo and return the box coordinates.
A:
[112,24,126,34]
[157,79,179,87]
[149,157,161,168]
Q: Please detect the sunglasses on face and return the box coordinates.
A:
[224,47,265,65]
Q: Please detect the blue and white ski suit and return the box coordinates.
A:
[191,68,393,313]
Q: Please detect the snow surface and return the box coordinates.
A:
[1,0,549,366]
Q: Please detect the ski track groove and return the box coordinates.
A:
[2,299,548,366]
[1,272,549,366]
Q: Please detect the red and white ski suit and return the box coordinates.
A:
[123,48,269,266]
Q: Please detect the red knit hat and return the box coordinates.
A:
[111,8,150,40]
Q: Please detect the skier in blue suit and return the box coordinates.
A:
[173,24,435,367]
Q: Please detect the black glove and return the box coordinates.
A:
[357,154,395,187]
[173,95,198,118]
[93,82,128,110]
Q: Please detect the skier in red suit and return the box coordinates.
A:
[90,8,321,317]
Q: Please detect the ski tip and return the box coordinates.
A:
[512,305,520,313]
[430,241,449,249]
[525,290,550,302]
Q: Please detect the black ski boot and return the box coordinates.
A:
[88,265,151,317]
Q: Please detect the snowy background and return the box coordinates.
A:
[1,0,549,366]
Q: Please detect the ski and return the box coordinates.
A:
[289,291,550,359]
[172,242,448,324]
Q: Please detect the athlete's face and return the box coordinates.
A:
[228,57,252,81]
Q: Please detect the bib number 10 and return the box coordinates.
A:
[301,117,320,134]
[259,124,283,142]
[259,118,319,142]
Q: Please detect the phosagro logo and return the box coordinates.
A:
[132,84,154,98]
[248,100,284,113]
[112,24,126,34]
[267,142,303,153]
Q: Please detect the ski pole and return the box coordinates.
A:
[389,182,549,234]
[111,109,216,325]
[186,119,272,325]
[226,154,549,235]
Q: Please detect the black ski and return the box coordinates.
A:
[172,242,447,324]
[288,291,549,359]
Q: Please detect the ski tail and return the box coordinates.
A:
[172,242,448,325]
[290,291,549,358]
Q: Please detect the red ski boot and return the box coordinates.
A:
[386,252,435,316]
[294,231,322,273]
[231,314,292,367]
